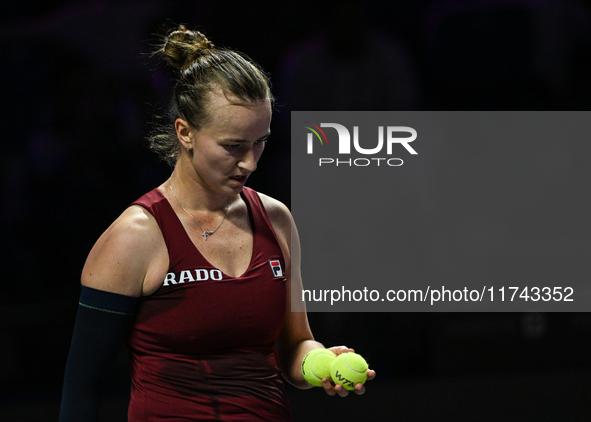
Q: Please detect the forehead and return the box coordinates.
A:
[202,88,271,135]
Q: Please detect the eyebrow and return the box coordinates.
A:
[222,131,271,143]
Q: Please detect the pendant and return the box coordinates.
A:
[202,231,214,240]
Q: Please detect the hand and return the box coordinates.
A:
[321,346,376,397]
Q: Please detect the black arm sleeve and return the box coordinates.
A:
[59,286,138,422]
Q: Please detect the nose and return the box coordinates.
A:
[237,148,257,173]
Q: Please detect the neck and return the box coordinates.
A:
[169,164,234,213]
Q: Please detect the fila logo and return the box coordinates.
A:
[269,260,283,278]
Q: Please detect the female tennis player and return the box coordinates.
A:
[59,24,374,421]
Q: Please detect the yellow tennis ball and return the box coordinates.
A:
[301,348,336,387]
[330,352,368,390]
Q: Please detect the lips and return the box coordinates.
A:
[230,175,248,184]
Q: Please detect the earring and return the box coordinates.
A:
[186,146,191,153]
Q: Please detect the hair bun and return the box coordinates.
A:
[161,25,215,70]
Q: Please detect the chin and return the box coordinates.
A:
[227,179,248,193]
[232,185,246,194]
[221,184,244,196]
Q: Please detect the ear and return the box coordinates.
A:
[175,118,193,151]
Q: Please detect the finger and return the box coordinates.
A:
[354,383,366,395]
[322,378,337,396]
[353,370,375,395]
[329,345,355,355]
[334,384,349,397]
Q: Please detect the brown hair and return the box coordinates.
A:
[149,25,272,166]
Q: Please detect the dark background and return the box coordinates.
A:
[1,0,591,420]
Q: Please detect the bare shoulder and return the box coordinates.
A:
[256,192,294,260]
[81,205,167,297]
[256,192,292,235]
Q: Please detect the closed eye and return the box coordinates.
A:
[222,133,269,150]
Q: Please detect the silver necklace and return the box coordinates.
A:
[168,178,229,241]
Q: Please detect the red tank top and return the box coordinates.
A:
[126,187,292,421]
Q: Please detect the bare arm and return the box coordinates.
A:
[60,205,167,421]
[259,193,375,396]
[268,201,323,388]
